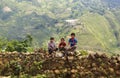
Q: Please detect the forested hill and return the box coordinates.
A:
[0,0,120,53]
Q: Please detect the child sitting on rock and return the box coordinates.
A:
[68,33,77,51]
[48,37,58,54]
[58,38,66,51]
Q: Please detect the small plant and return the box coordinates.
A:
[79,50,88,56]
[35,74,47,78]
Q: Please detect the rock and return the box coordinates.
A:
[79,72,85,76]
[55,52,63,58]
[78,56,82,59]
[91,67,97,71]
[80,67,84,70]
[116,57,120,62]
[68,56,74,60]
[54,69,60,74]
[63,69,67,73]
[71,74,76,78]
[99,76,105,78]
[92,63,96,67]
[113,59,118,63]
[71,69,78,73]
[88,54,95,59]
[76,66,80,69]
[49,70,54,74]
[111,56,116,60]
[100,53,107,58]
[94,53,100,58]
[59,61,64,65]
[116,71,120,76]
[109,68,114,73]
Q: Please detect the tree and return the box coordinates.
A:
[5,35,33,52]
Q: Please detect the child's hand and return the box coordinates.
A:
[53,48,57,50]
[60,45,63,47]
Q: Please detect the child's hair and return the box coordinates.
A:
[71,33,75,36]
[50,37,54,40]
[61,38,65,41]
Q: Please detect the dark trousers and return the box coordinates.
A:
[68,46,76,51]
[48,48,58,54]
[59,47,66,51]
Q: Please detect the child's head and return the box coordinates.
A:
[61,38,65,42]
[50,37,54,42]
[71,33,75,38]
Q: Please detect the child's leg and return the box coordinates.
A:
[63,47,66,51]
[67,46,76,52]
[62,47,66,51]
[48,49,53,54]
[71,46,76,51]
[54,48,58,51]
[59,47,66,51]
[59,47,62,51]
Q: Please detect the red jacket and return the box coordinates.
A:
[59,42,66,48]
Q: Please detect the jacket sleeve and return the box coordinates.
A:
[58,43,61,48]
[75,39,77,44]
[64,43,67,46]
[48,43,51,49]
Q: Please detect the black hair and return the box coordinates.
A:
[71,33,75,36]
[50,37,54,40]
[61,38,65,41]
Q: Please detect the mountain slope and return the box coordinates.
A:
[0,0,120,52]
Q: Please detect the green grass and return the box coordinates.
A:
[79,13,117,51]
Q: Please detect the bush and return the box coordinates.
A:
[0,35,34,52]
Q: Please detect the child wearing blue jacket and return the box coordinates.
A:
[68,33,77,51]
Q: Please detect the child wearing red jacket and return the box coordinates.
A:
[59,38,66,51]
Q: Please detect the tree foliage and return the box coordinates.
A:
[0,35,33,52]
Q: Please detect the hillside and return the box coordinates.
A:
[0,0,120,52]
